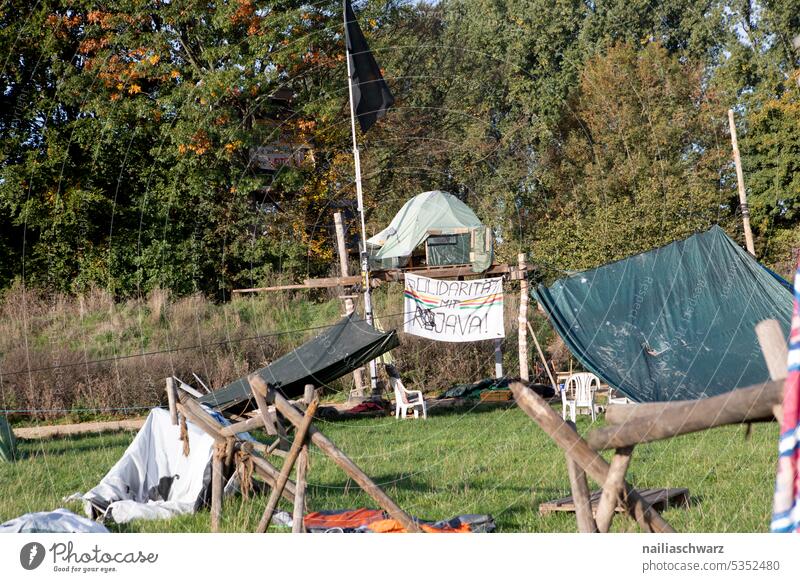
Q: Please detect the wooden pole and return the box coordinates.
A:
[334,212,366,399]
[249,375,422,532]
[256,399,319,532]
[296,391,313,534]
[211,442,224,532]
[292,447,308,533]
[595,447,633,533]
[728,108,756,255]
[587,379,783,450]
[251,378,290,450]
[756,319,788,382]
[565,421,597,533]
[527,321,557,391]
[518,253,529,382]
[509,382,674,533]
[166,377,178,425]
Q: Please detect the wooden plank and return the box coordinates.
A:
[540,488,690,516]
[232,284,310,294]
[250,375,422,533]
[251,380,289,448]
[565,421,597,533]
[587,379,783,450]
[595,447,633,532]
[13,418,145,440]
[510,381,675,533]
[256,399,319,532]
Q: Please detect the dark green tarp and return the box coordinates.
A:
[534,226,792,403]
[0,416,17,463]
[199,314,399,412]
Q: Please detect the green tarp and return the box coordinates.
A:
[534,226,792,403]
[199,314,399,412]
[0,416,17,463]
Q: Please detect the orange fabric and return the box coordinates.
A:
[367,519,472,533]
[303,508,385,530]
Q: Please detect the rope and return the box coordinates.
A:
[179,413,190,457]
[235,449,254,499]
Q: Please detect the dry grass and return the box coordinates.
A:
[0,282,550,421]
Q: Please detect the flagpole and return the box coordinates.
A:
[345,5,380,396]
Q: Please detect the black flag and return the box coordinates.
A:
[344,0,395,133]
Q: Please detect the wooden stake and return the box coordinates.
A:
[510,382,674,533]
[565,421,597,533]
[166,377,178,425]
[728,108,756,255]
[595,447,633,533]
[256,399,319,532]
[518,253,529,381]
[249,375,422,532]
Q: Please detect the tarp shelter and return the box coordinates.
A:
[199,314,399,413]
[367,190,492,271]
[77,408,216,523]
[534,226,793,403]
[0,416,16,463]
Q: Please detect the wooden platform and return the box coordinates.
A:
[539,487,690,516]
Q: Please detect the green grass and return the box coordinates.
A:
[0,406,779,532]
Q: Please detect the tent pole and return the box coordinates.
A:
[728,109,755,256]
[344,7,379,395]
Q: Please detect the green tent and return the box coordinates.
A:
[367,191,492,271]
[534,226,792,403]
[0,416,17,463]
[199,314,399,413]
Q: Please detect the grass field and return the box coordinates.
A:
[0,404,780,533]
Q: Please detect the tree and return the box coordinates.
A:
[532,42,734,273]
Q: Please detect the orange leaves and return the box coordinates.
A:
[224,141,242,154]
[179,131,212,156]
[127,84,142,95]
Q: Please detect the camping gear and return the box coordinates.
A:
[302,508,495,533]
[77,408,216,523]
[772,260,800,532]
[199,314,399,413]
[561,373,600,422]
[0,416,16,463]
[440,377,556,400]
[0,509,109,533]
[367,191,492,272]
[535,226,793,403]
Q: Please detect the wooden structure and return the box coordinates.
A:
[513,317,786,533]
[539,487,690,516]
[173,377,422,533]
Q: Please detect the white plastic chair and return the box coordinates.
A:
[387,375,426,420]
[561,372,600,422]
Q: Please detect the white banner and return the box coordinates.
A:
[403,273,505,342]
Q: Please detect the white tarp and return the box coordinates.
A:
[403,273,505,342]
[0,508,109,533]
[76,408,215,524]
